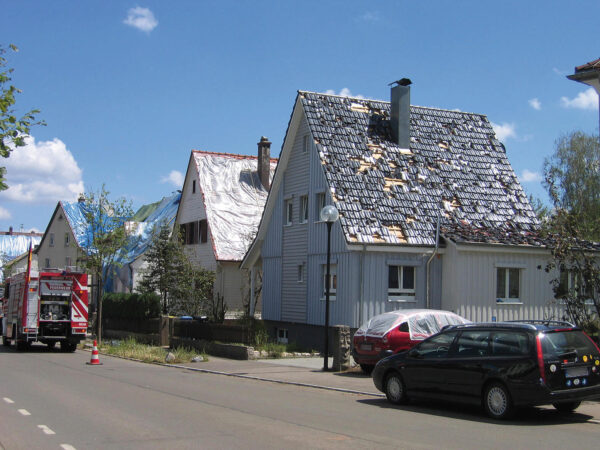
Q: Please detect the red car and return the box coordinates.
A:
[352,309,469,373]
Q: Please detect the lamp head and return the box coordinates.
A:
[320,205,339,223]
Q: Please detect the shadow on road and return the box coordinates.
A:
[0,342,70,354]
[358,397,595,426]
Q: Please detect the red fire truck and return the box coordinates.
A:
[1,270,88,351]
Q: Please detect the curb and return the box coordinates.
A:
[84,348,384,398]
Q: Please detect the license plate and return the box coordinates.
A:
[565,366,589,378]
[360,343,373,351]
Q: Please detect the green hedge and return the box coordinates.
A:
[103,292,161,320]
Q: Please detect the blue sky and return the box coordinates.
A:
[1,1,599,232]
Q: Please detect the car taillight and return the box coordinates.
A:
[584,332,600,353]
[536,334,546,384]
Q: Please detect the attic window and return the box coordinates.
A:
[192,180,196,194]
[199,219,208,243]
[303,134,309,153]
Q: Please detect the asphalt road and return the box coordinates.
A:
[1,344,599,449]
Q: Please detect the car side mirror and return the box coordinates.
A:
[408,349,420,358]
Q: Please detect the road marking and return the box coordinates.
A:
[37,425,56,435]
[18,409,31,416]
[3,397,15,404]
[61,445,77,450]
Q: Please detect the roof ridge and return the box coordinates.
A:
[192,149,278,162]
[299,90,486,117]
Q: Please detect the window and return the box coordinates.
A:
[322,264,337,298]
[496,268,521,303]
[180,221,198,245]
[303,134,310,153]
[491,332,530,356]
[199,219,208,243]
[388,265,416,300]
[300,195,308,223]
[66,257,72,268]
[49,233,55,247]
[297,263,304,283]
[455,330,490,357]
[315,192,326,220]
[557,267,594,302]
[277,328,288,344]
[64,232,70,246]
[411,331,457,359]
[284,199,293,226]
[192,180,196,194]
[45,258,50,268]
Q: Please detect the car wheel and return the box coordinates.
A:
[385,372,407,405]
[553,401,581,413]
[360,364,374,374]
[483,382,513,419]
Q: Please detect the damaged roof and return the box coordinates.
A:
[193,151,277,261]
[300,91,538,246]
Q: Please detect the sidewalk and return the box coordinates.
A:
[172,356,383,396]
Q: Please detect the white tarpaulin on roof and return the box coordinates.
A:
[195,153,275,261]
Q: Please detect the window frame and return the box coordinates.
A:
[556,267,595,305]
[315,192,326,222]
[284,198,293,226]
[49,233,55,247]
[387,264,417,302]
[321,263,337,301]
[300,195,309,224]
[199,219,208,243]
[64,232,70,247]
[496,267,522,304]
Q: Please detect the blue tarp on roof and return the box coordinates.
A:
[105,192,181,292]
[61,201,93,248]
[119,192,181,265]
[0,234,41,282]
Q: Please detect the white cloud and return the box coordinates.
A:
[360,11,381,22]
[528,98,541,110]
[519,169,542,183]
[491,122,517,141]
[0,206,11,220]
[560,88,599,110]
[123,7,158,33]
[0,136,84,203]
[161,170,184,187]
[325,88,365,99]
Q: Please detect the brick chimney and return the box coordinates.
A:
[9,226,13,235]
[390,78,412,149]
[257,136,271,190]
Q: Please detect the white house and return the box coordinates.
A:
[242,82,567,350]
[174,138,277,314]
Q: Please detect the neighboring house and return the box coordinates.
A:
[0,228,42,282]
[36,197,89,273]
[174,138,277,314]
[567,57,600,130]
[242,82,564,349]
[107,192,181,293]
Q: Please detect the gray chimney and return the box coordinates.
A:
[390,78,412,149]
[257,136,271,190]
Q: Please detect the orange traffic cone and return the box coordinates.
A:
[86,340,102,365]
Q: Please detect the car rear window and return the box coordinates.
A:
[540,330,599,359]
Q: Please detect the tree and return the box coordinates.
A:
[1,44,44,190]
[542,131,600,333]
[543,131,600,241]
[78,185,133,343]
[137,225,215,317]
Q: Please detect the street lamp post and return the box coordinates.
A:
[320,205,339,371]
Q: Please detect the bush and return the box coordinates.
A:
[103,292,161,320]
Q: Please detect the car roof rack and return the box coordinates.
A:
[505,319,576,328]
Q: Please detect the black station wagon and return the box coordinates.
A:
[372,321,600,419]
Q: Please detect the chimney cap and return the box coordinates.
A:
[389,78,412,87]
[258,136,271,144]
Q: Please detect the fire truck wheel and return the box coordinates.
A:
[46,341,57,349]
[2,335,11,347]
[61,341,77,353]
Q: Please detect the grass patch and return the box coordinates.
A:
[99,338,206,364]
